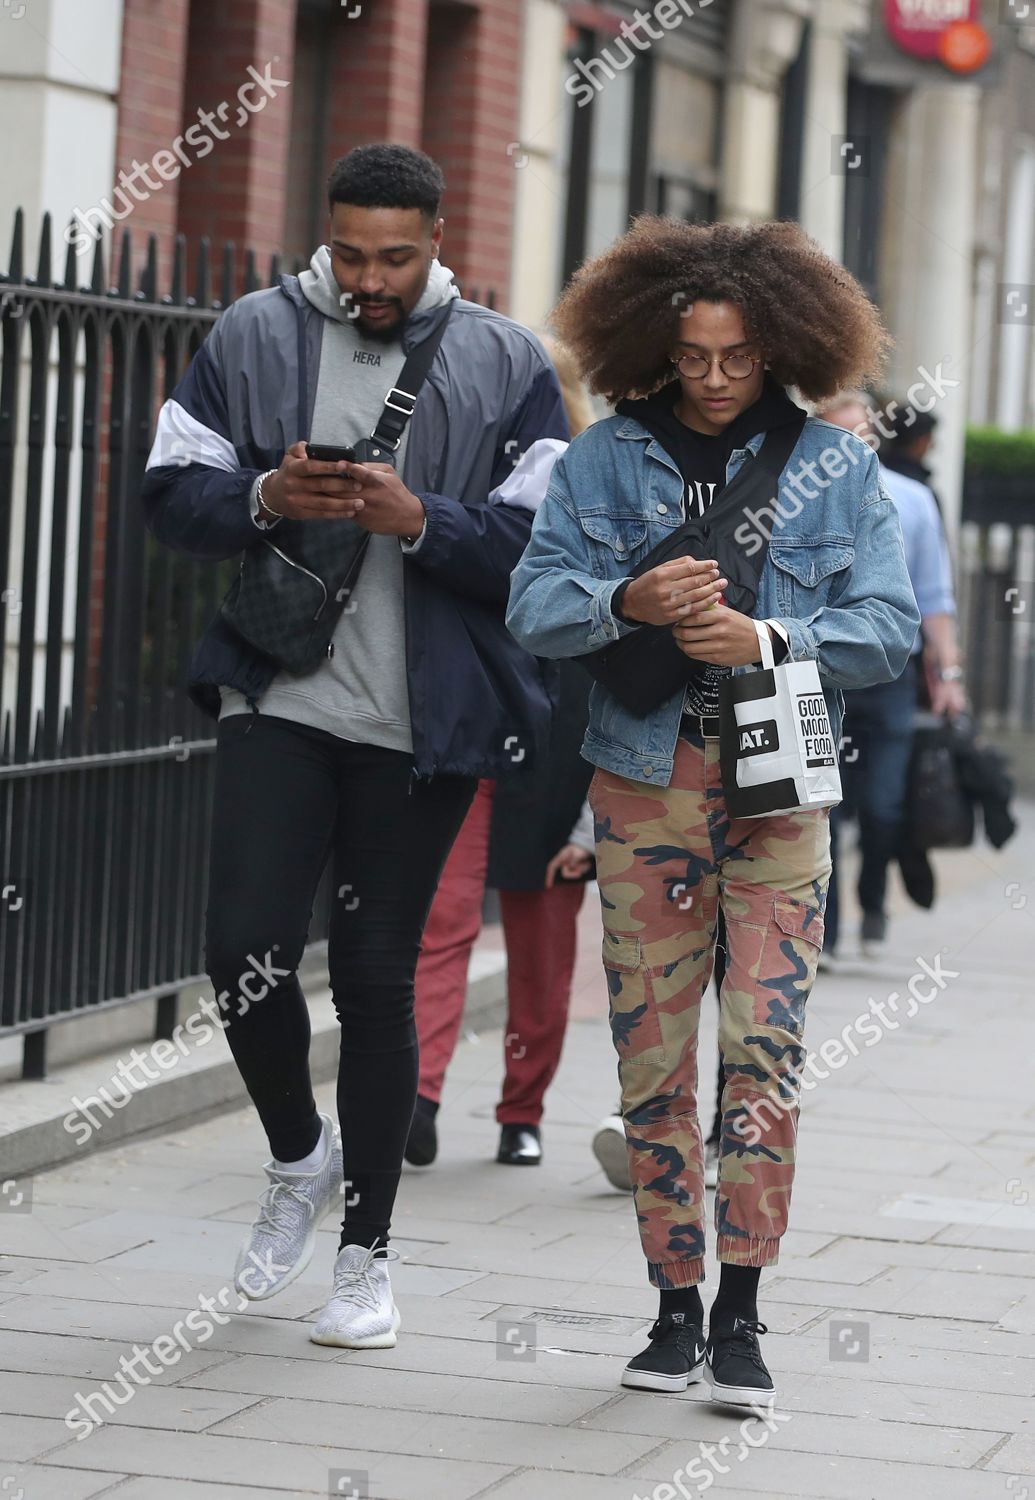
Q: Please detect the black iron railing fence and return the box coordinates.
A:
[959,477,1035,732]
[0,210,323,1077]
[0,206,499,1079]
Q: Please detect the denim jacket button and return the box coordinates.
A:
[656,504,668,515]
[642,764,653,776]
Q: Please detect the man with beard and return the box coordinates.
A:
[142,144,566,1348]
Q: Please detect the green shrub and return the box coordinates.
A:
[965,426,1035,477]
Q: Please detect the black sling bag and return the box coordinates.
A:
[219,301,453,676]
[580,414,806,717]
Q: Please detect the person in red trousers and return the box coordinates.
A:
[406,659,595,1166]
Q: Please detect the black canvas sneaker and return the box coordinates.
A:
[706,1317,775,1406]
[621,1312,706,1393]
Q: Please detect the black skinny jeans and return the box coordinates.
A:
[205,713,476,1251]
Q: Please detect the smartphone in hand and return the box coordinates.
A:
[305,443,358,464]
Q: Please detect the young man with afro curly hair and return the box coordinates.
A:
[507,217,920,1408]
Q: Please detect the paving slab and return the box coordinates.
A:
[0,1463,123,1499]
[90,1483,316,1500]
[177,1351,613,1425]
[0,1328,237,1385]
[579,1396,1003,1466]
[40,1428,512,1498]
[626,1445,1026,1500]
[0,1369,262,1435]
[208,1394,661,1473]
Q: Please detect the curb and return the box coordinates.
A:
[0,961,507,1181]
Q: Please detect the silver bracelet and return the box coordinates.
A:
[256,469,283,519]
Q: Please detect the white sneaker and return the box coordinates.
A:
[310,1243,401,1348]
[234,1113,343,1302]
[592,1113,632,1192]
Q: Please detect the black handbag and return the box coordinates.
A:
[219,302,453,675]
[905,711,975,850]
[581,415,806,716]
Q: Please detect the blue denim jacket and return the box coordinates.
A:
[506,412,921,788]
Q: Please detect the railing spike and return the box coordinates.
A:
[141,233,158,303]
[7,206,24,283]
[62,221,78,289]
[171,234,186,306]
[90,227,105,294]
[193,236,211,308]
[37,212,53,289]
[117,228,132,299]
[219,241,235,310]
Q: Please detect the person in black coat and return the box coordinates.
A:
[405,648,596,1168]
[406,343,597,1167]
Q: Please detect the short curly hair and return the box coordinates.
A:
[550,216,891,404]
[327,144,444,221]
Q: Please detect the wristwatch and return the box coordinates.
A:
[938,665,963,682]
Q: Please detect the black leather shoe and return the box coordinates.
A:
[706,1317,775,1407]
[404,1095,438,1167]
[497,1124,541,1165]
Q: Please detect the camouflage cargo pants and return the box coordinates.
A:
[588,730,831,1288]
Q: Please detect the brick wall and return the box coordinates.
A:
[113,0,520,301]
[326,0,428,150]
[422,0,521,308]
[175,0,297,296]
[112,0,192,286]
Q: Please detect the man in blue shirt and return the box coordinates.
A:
[821,393,964,959]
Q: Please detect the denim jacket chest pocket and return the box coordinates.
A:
[768,540,855,614]
[578,501,685,580]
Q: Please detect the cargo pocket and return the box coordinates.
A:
[603,933,661,1067]
[751,895,825,1036]
[603,928,701,1068]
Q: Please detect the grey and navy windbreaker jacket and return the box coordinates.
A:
[140,271,569,778]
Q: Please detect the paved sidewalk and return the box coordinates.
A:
[1,809,1034,1500]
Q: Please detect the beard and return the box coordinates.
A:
[353,300,406,343]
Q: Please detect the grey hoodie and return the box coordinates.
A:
[219,248,459,748]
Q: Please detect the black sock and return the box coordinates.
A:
[658,1285,704,1326]
[710,1265,761,1331]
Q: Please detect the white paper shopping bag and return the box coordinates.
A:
[718,621,842,818]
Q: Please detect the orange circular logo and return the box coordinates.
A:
[937,19,991,73]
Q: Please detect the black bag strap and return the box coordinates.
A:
[750,414,807,481]
[721,411,807,578]
[370,300,454,453]
[618,411,807,587]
